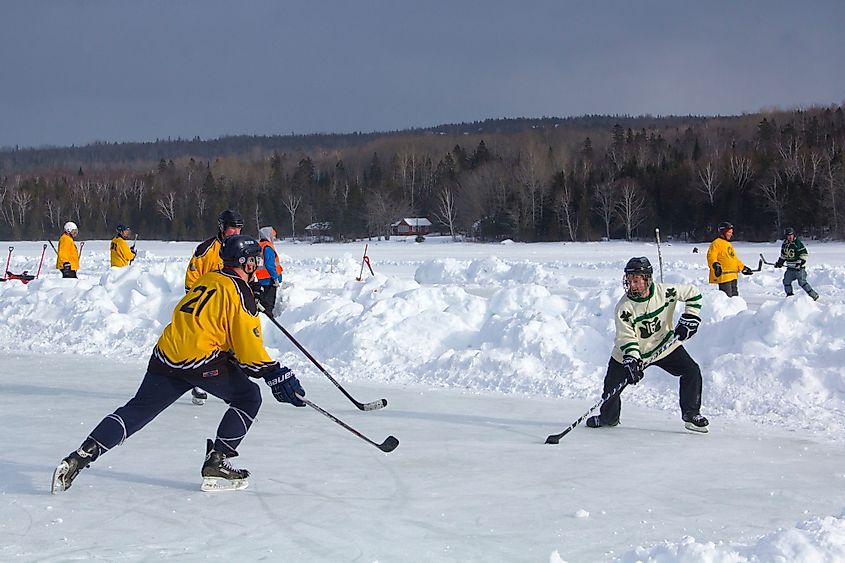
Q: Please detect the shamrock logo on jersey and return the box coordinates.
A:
[665,288,677,300]
[620,310,632,323]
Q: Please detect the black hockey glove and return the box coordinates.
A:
[622,355,644,385]
[264,367,305,406]
[249,282,266,301]
[775,258,784,268]
[674,313,700,341]
[712,262,722,277]
[741,266,754,275]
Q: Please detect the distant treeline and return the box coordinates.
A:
[1,108,843,242]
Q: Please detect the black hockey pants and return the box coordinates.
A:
[598,345,702,425]
[88,365,262,456]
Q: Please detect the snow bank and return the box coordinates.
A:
[1,240,844,441]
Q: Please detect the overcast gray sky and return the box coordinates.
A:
[2,1,844,149]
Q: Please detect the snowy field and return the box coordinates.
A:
[1,235,845,562]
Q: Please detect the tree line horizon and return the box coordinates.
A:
[1,106,843,243]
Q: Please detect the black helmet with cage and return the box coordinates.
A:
[784,226,796,237]
[623,256,653,298]
[220,235,262,269]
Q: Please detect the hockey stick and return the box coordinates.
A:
[35,244,47,279]
[721,257,763,275]
[47,239,59,255]
[760,253,777,266]
[356,244,369,281]
[298,394,399,453]
[545,338,680,444]
[655,228,664,282]
[258,303,388,411]
[1,247,12,281]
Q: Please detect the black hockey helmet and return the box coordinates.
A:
[623,257,653,298]
[116,223,130,233]
[718,221,734,233]
[218,209,244,230]
[784,226,796,236]
[220,235,262,268]
[624,256,653,276]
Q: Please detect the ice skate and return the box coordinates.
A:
[191,387,207,406]
[51,439,101,494]
[682,413,709,433]
[586,415,618,428]
[200,439,249,492]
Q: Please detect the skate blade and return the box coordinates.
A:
[201,477,249,492]
[51,461,70,494]
[684,422,709,433]
[192,397,206,406]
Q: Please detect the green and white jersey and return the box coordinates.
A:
[779,238,809,269]
[611,283,703,363]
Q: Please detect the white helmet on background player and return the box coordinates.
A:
[63,222,78,234]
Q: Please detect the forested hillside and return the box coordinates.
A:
[1,107,843,242]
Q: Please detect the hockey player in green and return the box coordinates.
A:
[775,227,819,301]
[586,257,710,433]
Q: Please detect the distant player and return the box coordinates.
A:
[109,224,136,267]
[184,209,244,405]
[254,226,284,317]
[56,222,80,278]
[707,221,754,297]
[52,235,306,494]
[775,227,819,300]
[586,257,710,433]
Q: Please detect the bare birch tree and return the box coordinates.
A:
[757,170,787,233]
[615,180,647,240]
[593,180,615,240]
[156,192,176,222]
[695,161,722,205]
[282,190,302,238]
[432,185,459,240]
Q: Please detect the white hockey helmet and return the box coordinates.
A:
[64,221,78,233]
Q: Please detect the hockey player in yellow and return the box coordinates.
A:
[184,209,244,292]
[586,257,710,433]
[52,235,306,494]
[109,224,136,267]
[56,221,80,278]
[185,209,244,405]
[707,221,754,297]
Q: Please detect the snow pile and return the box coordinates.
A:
[619,511,845,562]
[2,240,844,440]
[2,240,845,439]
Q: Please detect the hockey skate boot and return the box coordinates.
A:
[201,439,249,492]
[682,413,710,433]
[191,387,207,406]
[586,415,619,428]
[51,438,101,494]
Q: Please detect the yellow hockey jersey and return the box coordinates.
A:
[110,236,135,267]
[706,237,745,284]
[151,269,279,378]
[185,235,223,292]
[612,282,703,363]
[55,233,80,271]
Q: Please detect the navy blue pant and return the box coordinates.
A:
[88,365,262,456]
[598,346,702,425]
